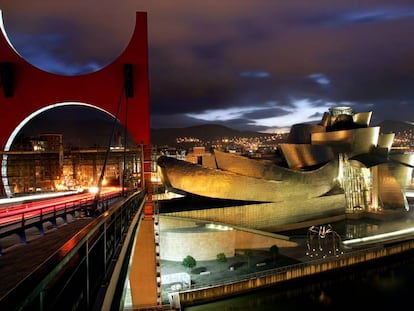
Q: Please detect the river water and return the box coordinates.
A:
[183,207,414,311]
[184,254,414,310]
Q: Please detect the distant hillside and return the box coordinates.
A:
[151,120,414,146]
[151,124,271,146]
[376,120,414,134]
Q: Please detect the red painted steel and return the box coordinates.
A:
[0,12,151,197]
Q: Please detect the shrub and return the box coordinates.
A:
[216,252,227,262]
[182,255,197,270]
[270,244,279,261]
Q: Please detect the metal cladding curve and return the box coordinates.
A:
[157,155,339,202]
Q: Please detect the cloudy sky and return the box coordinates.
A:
[1,0,414,133]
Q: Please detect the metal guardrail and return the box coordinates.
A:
[0,191,121,255]
[0,190,147,311]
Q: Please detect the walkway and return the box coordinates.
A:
[128,218,159,309]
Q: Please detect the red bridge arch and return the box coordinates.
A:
[0,11,151,197]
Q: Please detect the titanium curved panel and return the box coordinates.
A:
[388,153,414,188]
[378,133,394,150]
[157,155,339,202]
[320,112,330,128]
[278,144,334,169]
[378,164,409,210]
[353,111,372,127]
[311,127,379,157]
[287,124,325,144]
[311,129,354,153]
[389,152,414,167]
[389,163,413,189]
[348,127,380,158]
[214,149,338,180]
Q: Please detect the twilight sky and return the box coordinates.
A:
[1,0,414,133]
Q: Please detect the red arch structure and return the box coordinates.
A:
[0,11,151,198]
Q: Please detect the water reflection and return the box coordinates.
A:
[185,254,414,310]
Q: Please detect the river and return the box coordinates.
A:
[184,253,414,310]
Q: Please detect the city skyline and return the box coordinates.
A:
[17,105,414,151]
[2,1,414,133]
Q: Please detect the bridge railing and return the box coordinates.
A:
[0,191,122,254]
[0,189,147,311]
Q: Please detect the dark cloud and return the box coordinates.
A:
[2,0,414,133]
[150,113,212,129]
[242,107,291,120]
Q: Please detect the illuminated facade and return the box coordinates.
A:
[5,146,141,194]
[157,107,414,231]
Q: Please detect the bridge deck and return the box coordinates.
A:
[0,218,93,299]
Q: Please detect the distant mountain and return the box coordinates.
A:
[151,124,271,146]
[151,120,414,147]
[376,120,414,134]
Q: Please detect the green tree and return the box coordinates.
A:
[216,252,227,263]
[269,244,279,262]
[244,250,254,268]
[182,255,197,270]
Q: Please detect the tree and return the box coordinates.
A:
[269,244,279,262]
[182,255,197,270]
[216,252,227,263]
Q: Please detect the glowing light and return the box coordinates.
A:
[0,191,78,205]
[151,172,161,183]
[205,223,233,231]
[343,227,414,246]
[89,186,99,194]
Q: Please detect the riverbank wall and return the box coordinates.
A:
[172,237,414,309]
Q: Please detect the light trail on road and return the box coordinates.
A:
[0,191,80,206]
[0,187,122,225]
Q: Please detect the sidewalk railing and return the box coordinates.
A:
[0,191,121,255]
